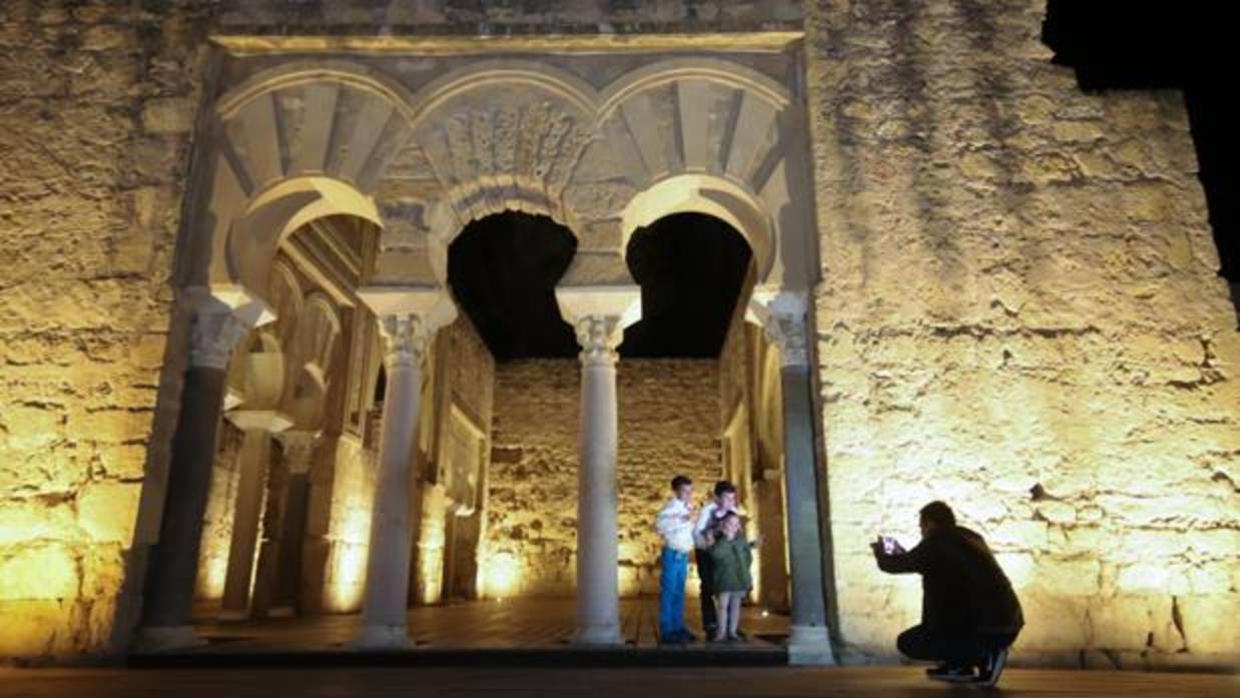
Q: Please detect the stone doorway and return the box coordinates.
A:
[134,33,833,662]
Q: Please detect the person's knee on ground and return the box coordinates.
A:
[897,625,941,662]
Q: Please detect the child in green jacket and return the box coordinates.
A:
[707,512,752,642]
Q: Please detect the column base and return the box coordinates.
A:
[572,624,625,647]
[132,625,207,653]
[787,624,836,665]
[352,625,414,650]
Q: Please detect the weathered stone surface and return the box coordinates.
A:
[0,0,214,659]
[485,359,721,598]
[1,0,1237,669]
[806,0,1240,665]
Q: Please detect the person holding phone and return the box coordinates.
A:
[872,501,1024,687]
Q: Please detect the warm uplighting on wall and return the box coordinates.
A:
[327,542,367,611]
[200,556,228,600]
[483,552,522,598]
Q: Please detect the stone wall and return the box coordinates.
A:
[486,359,721,598]
[805,0,1240,668]
[0,2,216,658]
[212,0,801,33]
[410,316,495,605]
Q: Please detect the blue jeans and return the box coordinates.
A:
[659,547,689,639]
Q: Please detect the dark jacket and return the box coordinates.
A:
[707,536,753,593]
[876,526,1024,636]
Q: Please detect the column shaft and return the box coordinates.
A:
[219,428,272,619]
[761,292,836,665]
[574,359,622,645]
[781,364,835,663]
[136,295,268,651]
[356,357,422,647]
[137,366,229,644]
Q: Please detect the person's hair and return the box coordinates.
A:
[919,500,956,528]
[719,511,741,526]
[714,481,737,498]
[671,475,692,491]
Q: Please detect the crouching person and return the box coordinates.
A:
[872,501,1023,687]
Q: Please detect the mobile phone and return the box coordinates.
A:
[881,536,897,554]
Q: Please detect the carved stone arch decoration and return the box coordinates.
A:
[568,58,805,288]
[194,61,418,306]
[415,66,597,223]
[296,292,343,373]
[285,292,342,430]
[268,258,304,349]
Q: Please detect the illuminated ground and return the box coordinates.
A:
[179,597,788,652]
[2,666,1237,698]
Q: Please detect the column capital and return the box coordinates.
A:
[747,289,810,368]
[357,286,457,370]
[276,429,321,474]
[555,285,642,367]
[186,284,276,370]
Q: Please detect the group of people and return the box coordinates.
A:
[654,476,757,644]
[652,476,1024,688]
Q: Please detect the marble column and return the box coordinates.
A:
[761,291,836,665]
[135,287,273,651]
[219,411,291,620]
[557,286,641,646]
[354,287,456,649]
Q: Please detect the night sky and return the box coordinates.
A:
[447,211,751,360]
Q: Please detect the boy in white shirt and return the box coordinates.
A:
[654,475,696,644]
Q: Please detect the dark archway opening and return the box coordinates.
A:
[1043,5,1236,315]
[447,211,579,359]
[623,213,753,358]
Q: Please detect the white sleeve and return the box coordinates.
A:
[654,501,678,539]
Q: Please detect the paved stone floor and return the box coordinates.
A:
[1,666,1237,698]
[186,597,788,651]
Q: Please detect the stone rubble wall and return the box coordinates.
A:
[805,0,1240,668]
[212,0,802,33]
[486,359,721,598]
[0,1,217,658]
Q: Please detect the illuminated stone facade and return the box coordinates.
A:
[807,1,1240,669]
[0,0,1235,668]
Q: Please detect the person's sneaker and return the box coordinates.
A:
[681,631,698,643]
[926,664,976,682]
[974,647,1009,687]
[733,630,748,641]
